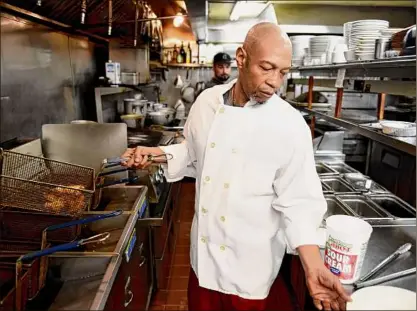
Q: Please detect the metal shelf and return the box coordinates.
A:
[291,57,416,79]
[297,106,416,156]
[292,78,416,97]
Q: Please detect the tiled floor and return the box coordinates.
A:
[150,180,195,311]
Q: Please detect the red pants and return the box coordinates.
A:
[187,268,297,311]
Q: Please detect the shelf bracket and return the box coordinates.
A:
[377,93,386,120]
[335,88,344,118]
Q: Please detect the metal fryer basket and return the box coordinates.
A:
[0,150,95,217]
[0,209,79,243]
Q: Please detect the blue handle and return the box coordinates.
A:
[105,157,128,165]
[20,240,81,262]
[97,176,138,189]
[45,210,123,232]
[104,163,123,169]
[99,168,129,177]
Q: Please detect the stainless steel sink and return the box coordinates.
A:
[324,162,359,174]
[367,194,416,219]
[321,177,356,193]
[324,196,354,219]
[336,194,391,219]
[342,176,389,194]
[321,181,333,194]
[316,163,338,176]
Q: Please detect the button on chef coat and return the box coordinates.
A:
[160,79,326,300]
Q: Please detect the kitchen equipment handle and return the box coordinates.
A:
[96,176,138,189]
[104,162,124,169]
[20,232,110,262]
[103,157,129,165]
[356,243,412,283]
[98,168,130,177]
[148,153,173,162]
[354,267,416,289]
[45,210,123,232]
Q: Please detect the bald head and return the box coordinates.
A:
[243,22,292,60]
[235,22,292,104]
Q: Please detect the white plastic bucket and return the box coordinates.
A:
[324,215,373,284]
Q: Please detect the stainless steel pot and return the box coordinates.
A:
[148,102,167,113]
[375,38,390,59]
[181,86,196,104]
[121,72,138,85]
[132,99,148,115]
[148,108,175,125]
[125,98,147,115]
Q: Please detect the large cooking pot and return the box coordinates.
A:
[181,85,195,104]
[124,98,147,115]
[148,108,175,125]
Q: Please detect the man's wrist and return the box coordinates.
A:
[296,244,324,275]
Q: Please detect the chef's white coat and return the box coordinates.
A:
[160,79,326,299]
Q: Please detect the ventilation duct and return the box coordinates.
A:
[206,3,277,43]
[184,1,277,44]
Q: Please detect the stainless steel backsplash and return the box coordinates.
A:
[0,13,101,143]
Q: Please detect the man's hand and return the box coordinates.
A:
[121,146,165,169]
[305,265,351,311]
[297,245,351,311]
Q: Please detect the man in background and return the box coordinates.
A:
[205,52,233,88]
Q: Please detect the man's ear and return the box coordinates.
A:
[235,47,246,69]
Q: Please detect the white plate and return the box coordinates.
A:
[352,26,388,29]
[347,286,416,310]
[351,19,389,24]
[356,42,377,46]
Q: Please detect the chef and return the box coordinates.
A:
[205,52,233,89]
[121,22,351,311]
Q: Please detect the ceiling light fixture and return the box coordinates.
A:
[173,12,184,27]
[229,1,268,21]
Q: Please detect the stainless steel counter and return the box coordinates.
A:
[297,107,416,156]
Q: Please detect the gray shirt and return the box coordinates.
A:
[205,77,229,89]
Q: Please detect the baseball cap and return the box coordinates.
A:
[213,52,232,65]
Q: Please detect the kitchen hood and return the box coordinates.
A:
[184,0,277,43]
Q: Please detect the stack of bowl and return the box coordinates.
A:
[350,19,389,61]
[290,35,314,67]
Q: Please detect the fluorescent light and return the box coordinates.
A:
[173,13,185,27]
[229,1,268,21]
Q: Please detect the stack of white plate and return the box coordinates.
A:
[290,35,314,66]
[350,19,389,61]
[309,36,343,64]
[343,22,354,48]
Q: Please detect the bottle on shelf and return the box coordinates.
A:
[162,50,168,64]
[187,42,192,63]
[172,44,178,63]
[179,41,187,64]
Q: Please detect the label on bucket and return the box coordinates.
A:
[324,235,363,281]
